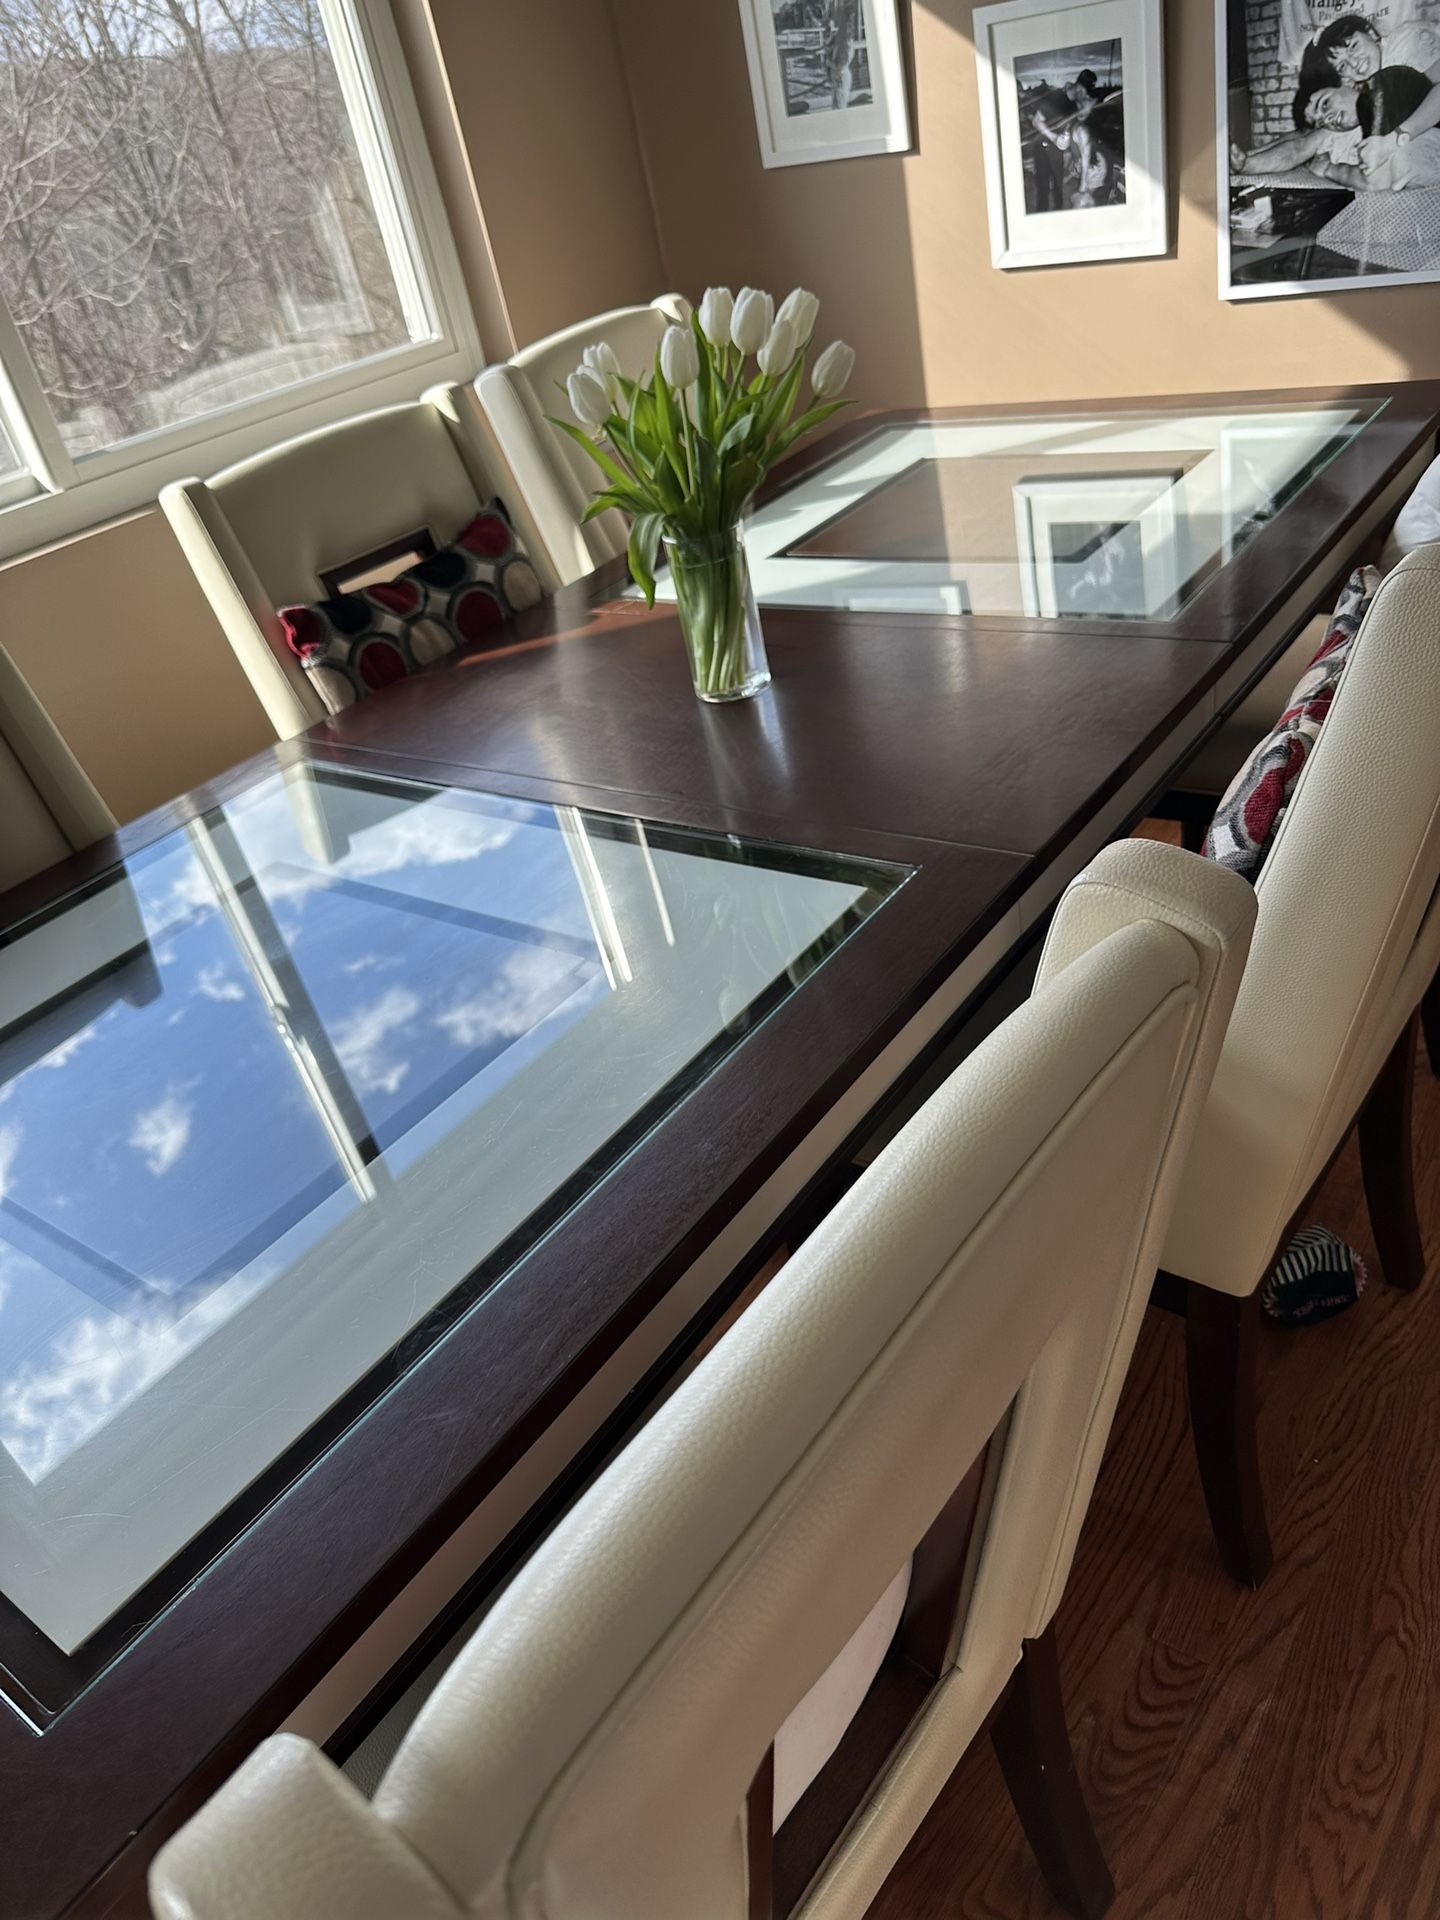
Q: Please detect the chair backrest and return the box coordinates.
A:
[1379,446,1440,571]
[1163,542,1440,1298]
[475,295,687,585]
[0,644,114,894]
[149,840,1255,1920]
[159,388,554,743]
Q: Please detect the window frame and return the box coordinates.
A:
[0,0,483,565]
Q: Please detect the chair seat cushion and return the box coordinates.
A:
[1204,565,1379,882]
[280,504,542,714]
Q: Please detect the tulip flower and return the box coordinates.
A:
[546,288,858,635]
[757,317,799,379]
[582,340,625,408]
[671,294,694,325]
[698,286,734,348]
[775,288,819,343]
[731,287,774,355]
[660,323,700,389]
[567,364,612,431]
[583,341,622,378]
[811,340,855,399]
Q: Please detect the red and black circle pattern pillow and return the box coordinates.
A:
[279,503,543,714]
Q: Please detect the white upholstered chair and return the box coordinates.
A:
[150,839,1255,1920]
[159,389,559,743]
[0,642,113,893]
[475,295,687,586]
[1158,543,1440,1588]
[1165,447,1440,825]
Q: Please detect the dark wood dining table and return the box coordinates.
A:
[2,384,1438,1919]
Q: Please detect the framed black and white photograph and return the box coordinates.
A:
[736,0,912,167]
[1012,471,1181,618]
[1219,0,1440,299]
[973,0,1168,267]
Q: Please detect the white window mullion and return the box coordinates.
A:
[316,0,434,345]
[0,293,79,495]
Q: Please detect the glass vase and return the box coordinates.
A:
[664,525,771,704]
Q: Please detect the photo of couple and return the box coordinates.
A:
[1223,0,1440,294]
[1015,39,1128,211]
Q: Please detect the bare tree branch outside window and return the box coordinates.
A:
[0,0,416,456]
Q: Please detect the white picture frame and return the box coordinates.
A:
[736,0,912,168]
[1217,0,1440,302]
[973,0,1168,268]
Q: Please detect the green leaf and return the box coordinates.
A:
[691,310,717,441]
[581,492,626,523]
[545,414,635,493]
[650,452,685,514]
[649,345,688,489]
[718,409,756,456]
[721,451,763,525]
[609,414,656,486]
[629,382,659,450]
[768,399,850,462]
[627,511,665,607]
[756,355,805,444]
[693,431,719,502]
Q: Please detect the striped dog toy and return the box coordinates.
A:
[1261,1225,1368,1326]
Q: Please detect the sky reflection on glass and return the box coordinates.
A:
[0,765,902,1656]
[0,778,602,1486]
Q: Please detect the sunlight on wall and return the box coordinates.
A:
[899,0,1437,404]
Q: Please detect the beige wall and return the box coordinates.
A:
[0,511,272,826]
[610,0,1440,411]
[419,0,665,351]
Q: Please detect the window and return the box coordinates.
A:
[0,0,477,557]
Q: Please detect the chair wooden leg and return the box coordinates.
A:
[1423,966,1440,1077]
[991,1624,1114,1920]
[1183,1282,1274,1588]
[1358,1009,1426,1293]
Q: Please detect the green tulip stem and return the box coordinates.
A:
[668,531,757,701]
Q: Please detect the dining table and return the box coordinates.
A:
[2,382,1438,1918]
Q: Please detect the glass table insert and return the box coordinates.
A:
[648,399,1383,619]
[0,762,908,1669]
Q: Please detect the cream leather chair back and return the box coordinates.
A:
[0,643,113,893]
[1164,544,1440,1299]
[1155,546,1440,1588]
[150,841,1255,1920]
[475,295,687,585]
[160,388,554,743]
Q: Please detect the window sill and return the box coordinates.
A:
[0,334,478,570]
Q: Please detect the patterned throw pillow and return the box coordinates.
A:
[279,503,543,714]
[1203,564,1380,883]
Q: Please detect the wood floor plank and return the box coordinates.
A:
[864,1033,1440,1918]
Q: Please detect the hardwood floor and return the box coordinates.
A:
[865,1034,1440,1919]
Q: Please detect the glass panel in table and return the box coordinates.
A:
[0,763,907,1660]
[650,399,1382,620]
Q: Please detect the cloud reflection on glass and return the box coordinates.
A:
[0,764,898,1655]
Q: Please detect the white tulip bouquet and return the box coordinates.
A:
[552,286,854,701]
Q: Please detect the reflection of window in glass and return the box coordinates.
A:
[0,0,474,549]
